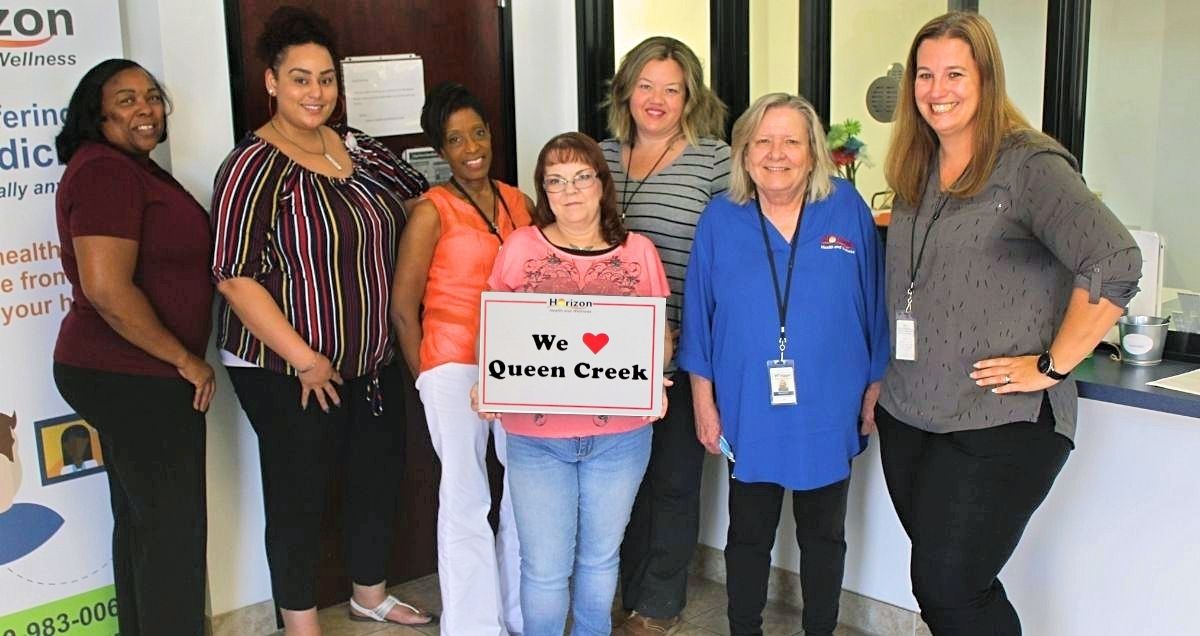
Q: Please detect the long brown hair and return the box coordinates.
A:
[532,132,628,246]
[603,36,727,146]
[885,11,1036,205]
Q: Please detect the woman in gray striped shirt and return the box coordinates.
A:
[601,36,730,635]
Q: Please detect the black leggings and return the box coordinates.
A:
[53,363,207,636]
[725,474,850,636]
[876,398,1071,635]
[225,364,406,610]
[619,372,707,619]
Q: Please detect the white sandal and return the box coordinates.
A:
[348,594,438,626]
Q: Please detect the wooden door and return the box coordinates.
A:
[223,0,515,610]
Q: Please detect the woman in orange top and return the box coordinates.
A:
[391,82,533,635]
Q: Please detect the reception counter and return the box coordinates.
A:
[1072,348,1200,418]
[696,351,1200,635]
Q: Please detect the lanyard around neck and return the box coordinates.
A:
[905,177,949,313]
[754,184,809,359]
[449,177,512,244]
[619,135,680,219]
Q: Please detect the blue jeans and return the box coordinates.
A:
[506,426,653,636]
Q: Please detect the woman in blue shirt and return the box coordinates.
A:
[677,93,889,636]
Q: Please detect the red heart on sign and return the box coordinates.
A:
[582,332,610,354]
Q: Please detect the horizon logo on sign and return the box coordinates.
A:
[548,297,592,309]
[0,9,74,48]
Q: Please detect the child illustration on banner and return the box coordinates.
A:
[0,411,64,566]
[59,424,99,475]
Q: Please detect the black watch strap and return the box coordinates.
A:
[1038,352,1069,380]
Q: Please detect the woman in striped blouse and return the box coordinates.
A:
[209,8,431,634]
[601,36,730,634]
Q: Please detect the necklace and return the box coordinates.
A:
[620,133,682,219]
[553,226,606,251]
[269,119,344,171]
[449,177,513,243]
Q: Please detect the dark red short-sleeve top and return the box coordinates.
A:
[54,142,213,377]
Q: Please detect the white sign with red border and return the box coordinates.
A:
[478,291,666,416]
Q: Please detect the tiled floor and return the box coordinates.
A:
[271,573,871,635]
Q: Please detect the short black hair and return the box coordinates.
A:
[420,82,489,151]
[256,6,339,72]
[55,58,171,163]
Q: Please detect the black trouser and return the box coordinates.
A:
[619,372,706,619]
[725,474,850,636]
[53,363,207,636]
[226,364,406,610]
[876,398,1071,636]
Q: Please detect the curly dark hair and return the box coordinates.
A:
[420,82,489,151]
[532,132,627,247]
[256,6,339,72]
[55,59,171,163]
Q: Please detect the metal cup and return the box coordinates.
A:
[1117,315,1170,366]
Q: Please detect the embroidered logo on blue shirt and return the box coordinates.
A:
[819,234,856,254]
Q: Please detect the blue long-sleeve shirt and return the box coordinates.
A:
[678,179,889,490]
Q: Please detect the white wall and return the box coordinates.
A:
[978,0,1047,125]
[1084,0,1198,293]
[749,0,800,98]
[155,3,275,616]
[119,0,169,170]
[120,0,272,617]
[613,0,711,86]
[512,0,579,194]
[830,0,946,204]
[1081,0,1165,232]
[1149,0,1198,291]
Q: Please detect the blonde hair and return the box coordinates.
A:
[727,93,837,205]
[604,36,727,146]
[885,11,1038,206]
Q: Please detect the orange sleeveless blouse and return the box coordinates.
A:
[419,182,532,372]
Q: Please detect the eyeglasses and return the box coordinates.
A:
[542,173,598,193]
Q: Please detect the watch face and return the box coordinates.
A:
[1037,353,1051,374]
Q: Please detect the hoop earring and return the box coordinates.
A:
[267,93,275,118]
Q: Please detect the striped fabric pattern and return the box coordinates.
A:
[210,129,427,379]
[601,137,731,331]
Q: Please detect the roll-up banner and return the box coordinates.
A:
[1,2,124,633]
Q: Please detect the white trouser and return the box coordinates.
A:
[416,363,522,635]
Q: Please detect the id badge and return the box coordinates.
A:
[895,311,917,361]
[718,435,736,462]
[766,359,798,406]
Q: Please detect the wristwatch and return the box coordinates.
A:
[1037,351,1069,380]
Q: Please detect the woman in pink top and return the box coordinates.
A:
[479,132,670,636]
[391,82,532,635]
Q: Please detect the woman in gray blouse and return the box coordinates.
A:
[600,36,729,634]
[877,12,1140,635]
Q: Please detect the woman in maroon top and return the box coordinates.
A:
[52,58,213,636]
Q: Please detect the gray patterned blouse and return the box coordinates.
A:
[879,131,1141,440]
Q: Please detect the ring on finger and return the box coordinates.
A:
[1003,374,1012,384]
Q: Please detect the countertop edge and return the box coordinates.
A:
[1073,352,1200,418]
